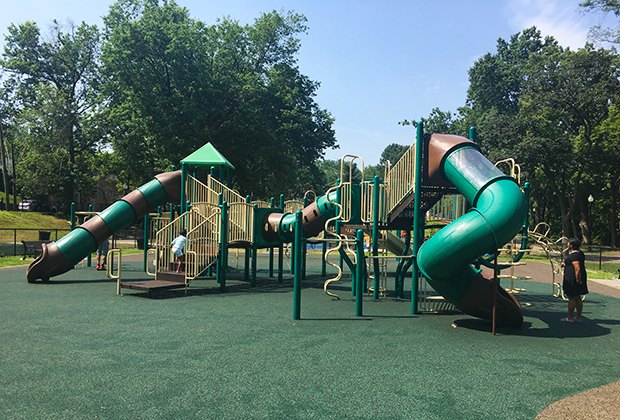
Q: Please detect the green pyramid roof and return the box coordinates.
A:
[180,142,235,169]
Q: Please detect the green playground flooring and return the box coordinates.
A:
[1,253,619,419]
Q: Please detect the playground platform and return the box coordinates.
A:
[1,255,619,419]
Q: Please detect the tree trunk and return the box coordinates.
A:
[610,177,619,247]
[559,196,571,239]
[0,121,11,210]
[10,139,17,210]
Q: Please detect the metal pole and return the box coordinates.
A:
[87,203,93,267]
[219,201,228,292]
[293,210,303,320]
[70,202,76,230]
[143,213,149,272]
[251,203,258,287]
[371,175,381,300]
[180,163,187,214]
[411,121,424,314]
[278,194,285,282]
[269,197,275,277]
[356,229,365,316]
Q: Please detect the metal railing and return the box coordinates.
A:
[360,181,387,224]
[185,209,221,280]
[228,202,254,243]
[154,208,207,281]
[284,200,304,214]
[384,144,416,215]
[208,176,244,205]
[428,194,468,222]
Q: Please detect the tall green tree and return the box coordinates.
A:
[465,27,620,244]
[1,20,102,209]
[581,0,620,44]
[101,0,336,196]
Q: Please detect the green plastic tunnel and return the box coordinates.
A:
[26,171,181,282]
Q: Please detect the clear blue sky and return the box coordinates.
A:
[0,0,612,164]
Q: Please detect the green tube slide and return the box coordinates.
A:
[27,171,181,282]
[417,146,526,326]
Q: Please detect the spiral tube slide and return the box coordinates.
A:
[417,135,527,326]
[27,171,181,282]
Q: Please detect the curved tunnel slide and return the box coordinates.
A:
[27,171,182,282]
[26,170,336,283]
[417,134,527,326]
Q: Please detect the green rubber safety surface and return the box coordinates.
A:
[1,255,619,419]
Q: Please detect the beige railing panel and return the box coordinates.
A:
[284,200,304,214]
[360,181,387,224]
[208,176,244,205]
[253,200,271,209]
[428,194,468,222]
[384,144,416,215]
[154,208,207,282]
[228,202,254,243]
[185,210,221,280]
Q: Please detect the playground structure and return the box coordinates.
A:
[27,124,536,327]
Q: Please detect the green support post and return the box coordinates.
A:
[87,203,93,267]
[70,202,76,230]
[143,213,149,272]
[411,121,424,314]
[269,197,275,277]
[371,176,381,300]
[278,194,285,282]
[218,201,228,292]
[292,210,303,320]
[251,203,258,287]
[302,196,309,280]
[180,163,187,214]
[469,125,478,145]
[355,229,365,317]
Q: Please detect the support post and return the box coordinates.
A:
[218,200,228,291]
[355,229,365,317]
[143,213,149,272]
[293,210,303,320]
[251,203,258,287]
[411,121,424,314]
[371,176,381,300]
[70,202,76,230]
[180,163,187,214]
[278,194,285,282]
[87,203,93,267]
[269,197,275,277]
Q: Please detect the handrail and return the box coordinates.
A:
[227,202,254,244]
[185,209,221,280]
[284,200,304,214]
[360,181,386,224]
[495,158,521,185]
[145,248,157,277]
[208,175,244,204]
[106,248,121,295]
[384,144,416,215]
[154,207,207,277]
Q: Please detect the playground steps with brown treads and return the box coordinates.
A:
[119,271,186,294]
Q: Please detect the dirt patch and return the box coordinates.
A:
[535,380,620,420]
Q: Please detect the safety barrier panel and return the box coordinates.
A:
[384,144,416,215]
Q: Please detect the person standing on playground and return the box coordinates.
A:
[171,229,187,273]
[561,238,589,323]
[96,238,109,271]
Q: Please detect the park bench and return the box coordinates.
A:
[21,240,51,260]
